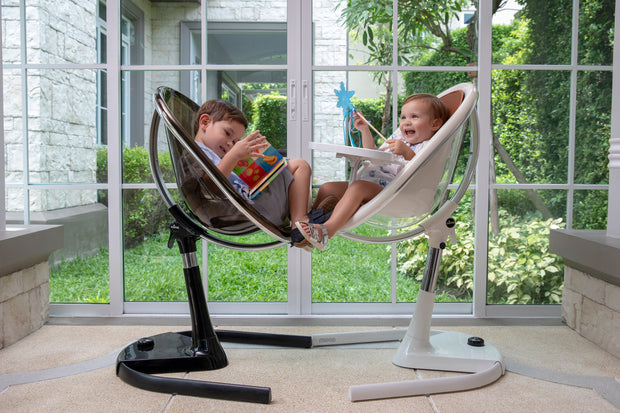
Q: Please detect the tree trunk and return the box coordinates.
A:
[492,133,554,220]
[381,76,393,139]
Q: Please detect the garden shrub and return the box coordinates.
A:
[351,97,393,145]
[252,93,287,149]
[97,145,175,248]
[396,198,565,304]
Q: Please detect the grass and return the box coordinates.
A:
[50,226,466,304]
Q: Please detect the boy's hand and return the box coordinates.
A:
[228,130,269,161]
[382,139,415,160]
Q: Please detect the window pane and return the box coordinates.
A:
[573,190,608,230]
[119,0,146,64]
[207,234,287,302]
[575,70,611,185]
[397,190,475,304]
[515,2,573,65]
[206,22,287,65]
[122,188,189,302]
[5,188,24,221]
[122,70,198,184]
[578,0,615,65]
[124,232,188,302]
[26,1,98,64]
[313,225,392,303]
[3,68,24,185]
[312,70,394,185]
[312,1,352,66]
[27,69,98,185]
[398,2,479,67]
[492,69,571,184]
[2,2,22,63]
[487,189,566,305]
[492,2,527,65]
[133,1,288,66]
[34,189,110,304]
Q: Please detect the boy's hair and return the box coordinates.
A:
[193,99,248,135]
[402,93,449,125]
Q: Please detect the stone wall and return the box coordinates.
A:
[561,266,620,358]
[3,0,98,212]
[0,263,50,349]
[0,225,62,348]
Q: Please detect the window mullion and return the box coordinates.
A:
[107,0,124,315]
[608,0,620,237]
[473,0,494,317]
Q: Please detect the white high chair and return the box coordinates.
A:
[310,83,505,401]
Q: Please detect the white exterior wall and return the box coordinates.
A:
[311,0,348,182]
[4,0,97,212]
[3,0,351,211]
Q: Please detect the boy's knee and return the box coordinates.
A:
[289,158,311,172]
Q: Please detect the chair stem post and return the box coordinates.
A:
[168,222,226,361]
[420,246,443,293]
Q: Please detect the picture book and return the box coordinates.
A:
[232,143,288,199]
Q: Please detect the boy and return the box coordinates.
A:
[296,93,449,250]
[193,99,312,230]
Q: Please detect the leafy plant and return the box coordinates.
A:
[397,199,565,305]
[97,145,175,248]
[251,93,287,149]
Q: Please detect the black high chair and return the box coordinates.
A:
[116,87,311,404]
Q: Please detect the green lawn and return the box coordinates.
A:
[50,227,465,304]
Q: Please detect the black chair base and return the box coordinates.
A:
[116,329,311,404]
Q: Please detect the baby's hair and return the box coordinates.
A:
[193,99,248,135]
[402,93,449,125]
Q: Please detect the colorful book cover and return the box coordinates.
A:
[233,143,288,199]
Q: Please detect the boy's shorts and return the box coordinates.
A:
[252,168,294,226]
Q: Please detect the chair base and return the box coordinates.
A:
[116,331,273,404]
[345,290,504,401]
[346,330,504,402]
[393,329,504,372]
[116,330,312,404]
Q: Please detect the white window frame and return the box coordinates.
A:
[2,0,617,324]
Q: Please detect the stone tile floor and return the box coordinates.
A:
[0,325,618,412]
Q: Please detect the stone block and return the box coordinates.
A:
[563,266,575,290]
[29,283,50,332]
[579,297,619,358]
[21,265,38,292]
[3,293,31,348]
[0,271,24,302]
[35,262,50,288]
[0,303,4,350]
[604,282,620,313]
[570,269,606,304]
[561,286,581,329]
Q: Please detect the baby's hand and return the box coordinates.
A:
[352,112,370,131]
[383,139,414,158]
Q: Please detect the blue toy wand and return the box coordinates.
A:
[334,81,359,147]
[334,81,386,147]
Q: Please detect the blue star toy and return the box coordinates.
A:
[334,81,360,147]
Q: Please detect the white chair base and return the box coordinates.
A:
[348,290,504,401]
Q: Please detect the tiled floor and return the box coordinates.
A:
[0,324,618,412]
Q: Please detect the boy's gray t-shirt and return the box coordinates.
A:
[196,141,292,226]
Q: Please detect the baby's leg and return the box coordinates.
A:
[311,181,349,210]
[321,180,383,238]
[286,158,312,223]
